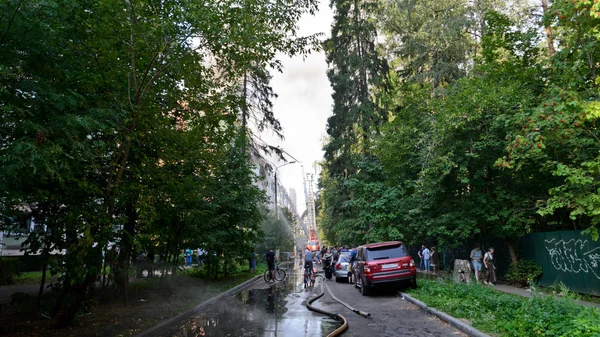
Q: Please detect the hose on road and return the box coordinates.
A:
[323,282,371,318]
[306,276,349,337]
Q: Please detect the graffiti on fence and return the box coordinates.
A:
[544,239,600,279]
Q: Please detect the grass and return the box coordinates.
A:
[532,281,600,305]
[406,278,600,337]
[12,271,57,286]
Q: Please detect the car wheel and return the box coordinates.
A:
[335,276,340,283]
[360,281,370,296]
[410,277,418,289]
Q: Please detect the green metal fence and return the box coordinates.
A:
[521,231,600,296]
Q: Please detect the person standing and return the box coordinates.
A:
[332,247,339,262]
[185,248,193,266]
[470,244,483,283]
[349,248,357,285]
[249,250,257,274]
[422,245,431,272]
[418,245,425,271]
[323,248,333,280]
[196,248,204,266]
[483,247,496,285]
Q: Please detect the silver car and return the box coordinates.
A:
[334,254,352,282]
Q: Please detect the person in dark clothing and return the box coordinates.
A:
[332,248,339,262]
[265,249,276,279]
[323,248,333,280]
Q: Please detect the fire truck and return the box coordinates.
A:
[306,227,320,252]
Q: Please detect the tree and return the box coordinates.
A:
[320,0,389,245]
[0,0,319,325]
[507,0,600,240]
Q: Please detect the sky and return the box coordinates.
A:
[267,0,334,214]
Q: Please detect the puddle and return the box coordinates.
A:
[155,262,341,337]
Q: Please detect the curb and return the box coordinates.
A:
[400,292,491,337]
[134,275,263,337]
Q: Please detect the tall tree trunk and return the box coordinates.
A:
[37,258,47,310]
[507,241,518,266]
[102,248,108,289]
[541,0,555,56]
[117,202,137,305]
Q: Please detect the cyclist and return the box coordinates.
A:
[304,249,315,284]
[265,249,276,280]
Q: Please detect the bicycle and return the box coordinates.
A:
[264,262,287,283]
[303,264,315,288]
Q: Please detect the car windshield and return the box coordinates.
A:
[309,241,317,245]
[339,255,350,263]
[366,244,407,261]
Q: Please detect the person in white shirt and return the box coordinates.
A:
[422,246,431,272]
[483,247,496,285]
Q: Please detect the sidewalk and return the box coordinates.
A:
[417,269,600,309]
[0,284,45,304]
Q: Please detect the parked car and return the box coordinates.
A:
[334,254,352,282]
[353,241,416,295]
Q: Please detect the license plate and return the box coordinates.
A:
[382,263,398,269]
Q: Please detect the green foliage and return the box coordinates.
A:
[321,0,600,251]
[506,259,544,287]
[320,0,390,247]
[407,279,600,337]
[0,0,318,325]
[0,257,19,286]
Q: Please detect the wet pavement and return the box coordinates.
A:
[144,261,465,337]
[152,261,340,337]
[314,278,465,337]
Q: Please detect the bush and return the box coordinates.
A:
[506,259,543,287]
[0,257,20,285]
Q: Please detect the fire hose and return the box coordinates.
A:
[306,275,348,337]
[307,292,348,337]
[323,282,371,318]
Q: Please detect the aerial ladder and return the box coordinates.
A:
[303,166,319,251]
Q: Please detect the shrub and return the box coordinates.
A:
[0,257,20,285]
[506,259,543,287]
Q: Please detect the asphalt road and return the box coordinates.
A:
[145,259,464,337]
[314,276,465,337]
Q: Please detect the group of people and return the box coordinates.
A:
[183,248,207,266]
[470,244,496,285]
[417,245,438,272]
[303,246,357,283]
[418,243,497,285]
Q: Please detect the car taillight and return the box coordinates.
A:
[409,259,415,267]
[336,263,341,270]
[364,265,371,273]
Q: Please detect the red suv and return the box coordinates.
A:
[353,241,417,295]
